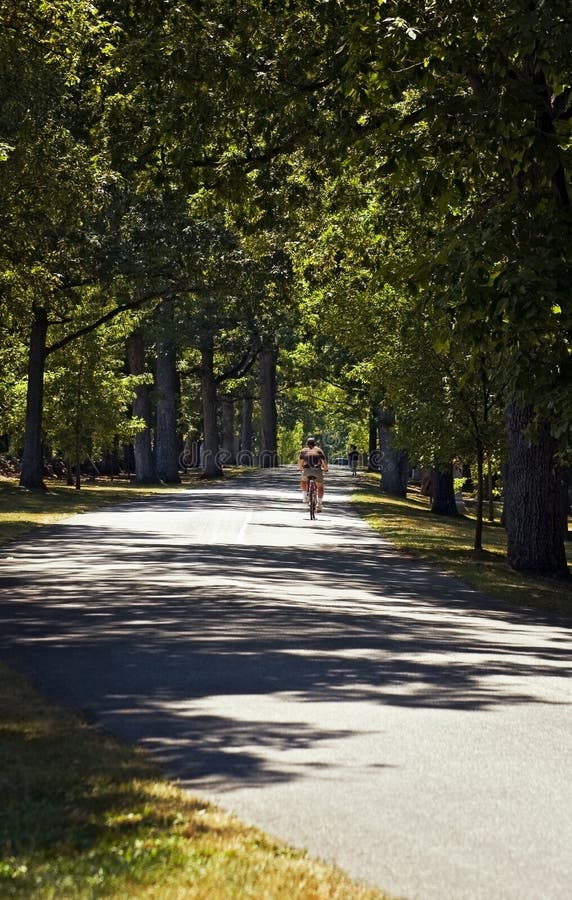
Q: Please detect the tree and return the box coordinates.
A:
[3,0,570,581]
[338,0,572,575]
[0,1,133,488]
[258,344,279,467]
[378,408,409,499]
[504,403,569,577]
[127,328,155,484]
[43,329,138,488]
[155,298,181,484]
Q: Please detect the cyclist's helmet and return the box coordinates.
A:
[306,435,316,447]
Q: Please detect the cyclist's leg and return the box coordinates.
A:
[300,472,308,502]
[308,477,317,518]
[316,471,324,509]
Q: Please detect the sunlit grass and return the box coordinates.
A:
[0,663,387,899]
[353,480,572,616]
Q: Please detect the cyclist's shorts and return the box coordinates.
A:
[302,467,324,483]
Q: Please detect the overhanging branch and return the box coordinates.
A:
[46,282,190,355]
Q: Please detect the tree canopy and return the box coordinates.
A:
[1,0,570,577]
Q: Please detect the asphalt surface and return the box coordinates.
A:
[1,467,571,900]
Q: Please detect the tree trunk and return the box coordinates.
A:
[473,438,484,551]
[379,410,408,497]
[221,397,236,465]
[487,457,495,523]
[561,469,571,541]
[420,470,432,496]
[431,465,458,516]
[155,299,180,483]
[200,336,223,478]
[500,463,508,528]
[504,402,569,577]
[73,343,85,491]
[239,396,254,465]
[259,346,278,468]
[127,329,156,483]
[180,430,201,469]
[20,304,48,490]
[368,406,379,470]
[99,441,120,477]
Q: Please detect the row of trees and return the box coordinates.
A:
[1,1,570,578]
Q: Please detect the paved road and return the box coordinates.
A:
[1,468,571,900]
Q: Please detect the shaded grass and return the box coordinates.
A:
[353,480,572,617]
[0,663,388,899]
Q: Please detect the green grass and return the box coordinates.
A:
[0,474,390,899]
[352,478,572,617]
[0,663,387,900]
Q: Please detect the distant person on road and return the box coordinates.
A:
[348,444,359,475]
[298,436,328,511]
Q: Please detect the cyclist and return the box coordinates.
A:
[348,444,359,475]
[298,435,328,511]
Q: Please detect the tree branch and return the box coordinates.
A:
[216,348,260,384]
[46,283,188,355]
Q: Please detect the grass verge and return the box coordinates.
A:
[0,663,387,900]
[352,478,572,617]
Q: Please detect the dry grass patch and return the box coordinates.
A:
[352,483,572,617]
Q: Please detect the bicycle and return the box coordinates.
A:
[307,475,318,520]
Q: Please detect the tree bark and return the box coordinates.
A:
[155,299,180,483]
[379,410,408,497]
[504,402,569,577]
[368,406,378,470]
[473,438,484,551]
[431,466,458,516]
[561,469,571,541]
[181,430,201,469]
[99,441,120,477]
[73,346,85,491]
[487,457,495,523]
[200,336,223,478]
[127,329,156,484]
[239,396,254,465]
[259,346,278,468]
[20,304,49,490]
[220,397,236,465]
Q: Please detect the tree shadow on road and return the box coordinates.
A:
[1,483,571,793]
